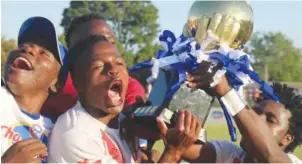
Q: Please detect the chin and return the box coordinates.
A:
[107,105,124,115]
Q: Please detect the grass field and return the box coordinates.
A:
[153,124,302,160]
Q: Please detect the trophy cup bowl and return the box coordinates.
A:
[184,0,253,49]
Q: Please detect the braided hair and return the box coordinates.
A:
[271,83,302,152]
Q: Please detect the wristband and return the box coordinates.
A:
[220,89,247,116]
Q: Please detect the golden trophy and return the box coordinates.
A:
[183,0,253,50]
[168,1,254,142]
[129,1,254,143]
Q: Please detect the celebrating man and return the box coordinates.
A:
[42,13,146,121]
[181,66,302,163]
[1,17,67,163]
[60,13,156,161]
[48,35,201,163]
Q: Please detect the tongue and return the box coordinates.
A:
[108,88,121,105]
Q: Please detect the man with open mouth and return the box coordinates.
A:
[1,16,68,163]
[43,13,157,162]
[48,35,201,163]
[41,13,146,122]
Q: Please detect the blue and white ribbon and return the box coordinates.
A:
[129,28,279,141]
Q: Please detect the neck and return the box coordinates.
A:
[12,90,48,115]
[83,105,119,129]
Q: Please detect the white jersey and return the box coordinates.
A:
[211,140,302,163]
[0,87,53,162]
[48,102,139,163]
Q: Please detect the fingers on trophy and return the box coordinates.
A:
[183,1,254,50]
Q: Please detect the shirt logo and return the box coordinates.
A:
[1,123,48,162]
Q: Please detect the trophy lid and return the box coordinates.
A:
[186,1,254,48]
[188,1,253,22]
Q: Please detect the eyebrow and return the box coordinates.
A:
[91,55,122,62]
[91,56,103,62]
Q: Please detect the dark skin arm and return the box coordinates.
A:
[140,147,160,163]
[157,110,201,163]
[120,110,201,163]
[215,76,291,163]
[186,71,291,163]
[182,143,216,163]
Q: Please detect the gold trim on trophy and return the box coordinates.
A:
[195,15,210,44]
[185,1,254,49]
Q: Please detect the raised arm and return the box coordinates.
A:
[213,76,291,163]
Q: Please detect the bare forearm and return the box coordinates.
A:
[234,109,291,162]
[182,143,216,163]
[216,76,291,162]
[158,147,182,163]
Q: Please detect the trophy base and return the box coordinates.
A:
[168,84,214,126]
[133,106,207,143]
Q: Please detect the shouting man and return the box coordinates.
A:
[1,17,67,163]
[48,35,201,163]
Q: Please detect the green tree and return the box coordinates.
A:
[60,1,160,66]
[58,33,67,47]
[248,32,302,82]
[1,37,16,77]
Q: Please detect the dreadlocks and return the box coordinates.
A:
[65,13,106,48]
[272,82,302,152]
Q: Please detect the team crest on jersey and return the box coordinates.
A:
[1,123,48,162]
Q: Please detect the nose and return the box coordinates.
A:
[21,44,37,57]
[107,65,119,78]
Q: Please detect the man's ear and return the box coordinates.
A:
[49,77,59,94]
[280,134,294,148]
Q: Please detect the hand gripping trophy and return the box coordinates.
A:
[128,1,266,143]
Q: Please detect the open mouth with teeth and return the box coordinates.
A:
[12,57,33,71]
[107,80,123,106]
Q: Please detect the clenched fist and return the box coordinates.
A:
[1,138,48,163]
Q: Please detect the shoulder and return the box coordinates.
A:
[210,140,245,163]
[0,87,18,115]
[54,102,82,127]
[48,126,104,163]
[50,102,102,148]
[210,140,241,151]
[1,87,12,100]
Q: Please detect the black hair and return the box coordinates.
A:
[68,35,108,74]
[271,82,302,152]
[65,13,106,48]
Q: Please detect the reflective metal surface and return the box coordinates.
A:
[184,1,253,49]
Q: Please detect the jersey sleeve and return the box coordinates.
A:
[48,127,118,164]
[210,140,245,163]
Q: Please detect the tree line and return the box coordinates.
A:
[2,1,302,82]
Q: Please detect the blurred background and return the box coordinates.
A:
[1,0,302,158]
